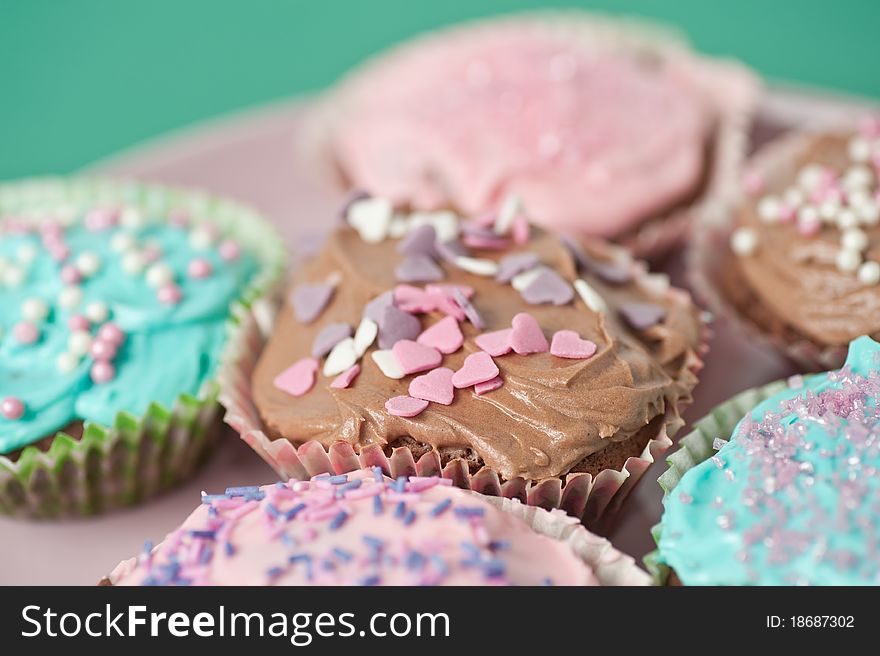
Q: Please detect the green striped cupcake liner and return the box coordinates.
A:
[0,177,286,518]
[644,379,788,584]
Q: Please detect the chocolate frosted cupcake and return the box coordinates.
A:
[691,121,880,370]
[240,195,705,526]
[0,178,284,517]
[651,336,880,585]
[105,469,649,586]
[309,12,757,256]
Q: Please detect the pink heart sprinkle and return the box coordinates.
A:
[474,375,503,396]
[273,357,319,397]
[385,395,429,418]
[428,293,466,321]
[475,329,513,357]
[550,330,598,359]
[425,284,474,300]
[509,313,549,354]
[330,364,360,389]
[392,340,442,375]
[409,367,455,405]
[394,284,437,314]
[451,351,499,389]
[417,316,464,355]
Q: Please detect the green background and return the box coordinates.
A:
[2,0,878,181]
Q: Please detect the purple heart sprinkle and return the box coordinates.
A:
[452,288,485,329]
[338,189,372,220]
[395,254,444,283]
[397,224,438,259]
[435,238,469,263]
[559,235,591,272]
[363,290,395,323]
[291,282,335,324]
[588,259,633,285]
[619,302,666,331]
[377,305,422,349]
[521,269,574,306]
[496,252,541,283]
[311,322,353,358]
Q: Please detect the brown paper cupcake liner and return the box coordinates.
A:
[686,132,850,371]
[298,10,760,260]
[218,279,709,532]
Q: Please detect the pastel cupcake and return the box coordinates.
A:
[0,178,284,517]
[232,194,706,528]
[105,468,649,585]
[691,120,880,371]
[311,12,757,256]
[651,336,880,585]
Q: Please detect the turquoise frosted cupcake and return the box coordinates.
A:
[0,178,284,517]
[651,336,880,585]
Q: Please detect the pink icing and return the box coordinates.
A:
[109,470,598,586]
[332,20,712,236]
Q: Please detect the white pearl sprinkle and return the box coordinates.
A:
[798,164,826,190]
[858,260,880,285]
[454,255,499,277]
[56,352,80,374]
[76,251,102,277]
[146,262,174,288]
[836,208,859,230]
[730,227,759,256]
[797,205,819,225]
[849,136,872,163]
[68,330,93,357]
[2,264,25,288]
[757,196,780,223]
[573,278,608,314]
[16,243,38,264]
[58,286,84,309]
[783,187,805,208]
[85,301,109,324]
[189,225,216,251]
[122,251,146,275]
[857,201,880,226]
[836,249,862,273]
[819,199,841,222]
[843,165,872,190]
[120,207,145,230]
[842,228,869,252]
[110,232,137,253]
[21,298,49,323]
[370,349,404,380]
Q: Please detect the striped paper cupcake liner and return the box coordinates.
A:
[0,177,286,518]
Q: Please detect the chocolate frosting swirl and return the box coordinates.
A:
[253,226,702,481]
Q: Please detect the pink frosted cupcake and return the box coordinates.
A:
[312,12,758,256]
[105,469,649,586]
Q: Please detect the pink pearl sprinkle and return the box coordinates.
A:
[142,244,162,263]
[90,339,117,362]
[67,314,91,331]
[1,397,24,420]
[157,283,182,305]
[84,208,119,231]
[48,244,70,262]
[218,239,240,262]
[60,265,82,285]
[742,171,765,195]
[778,203,796,223]
[97,322,125,346]
[798,218,821,237]
[168,208,190,227]
[187,258,213,279]
[13,321,39,345]
[90,361,116,384]
[859,115,880,139]
[39,221,63,239]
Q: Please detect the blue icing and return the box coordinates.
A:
[658,336,880,585]
[0,219,256,453]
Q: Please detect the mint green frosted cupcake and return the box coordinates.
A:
[650,335,880,585]
[0,178,284,517]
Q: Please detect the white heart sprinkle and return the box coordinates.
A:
[494,194,521,235]
[574,279,608,314]
[353,317,378,356]
[323,337,358,377]
[348,197,393,243]
[371,349,404,379]
[455,256,499,277]
[409,210,460,243]
[510,266,545,291]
